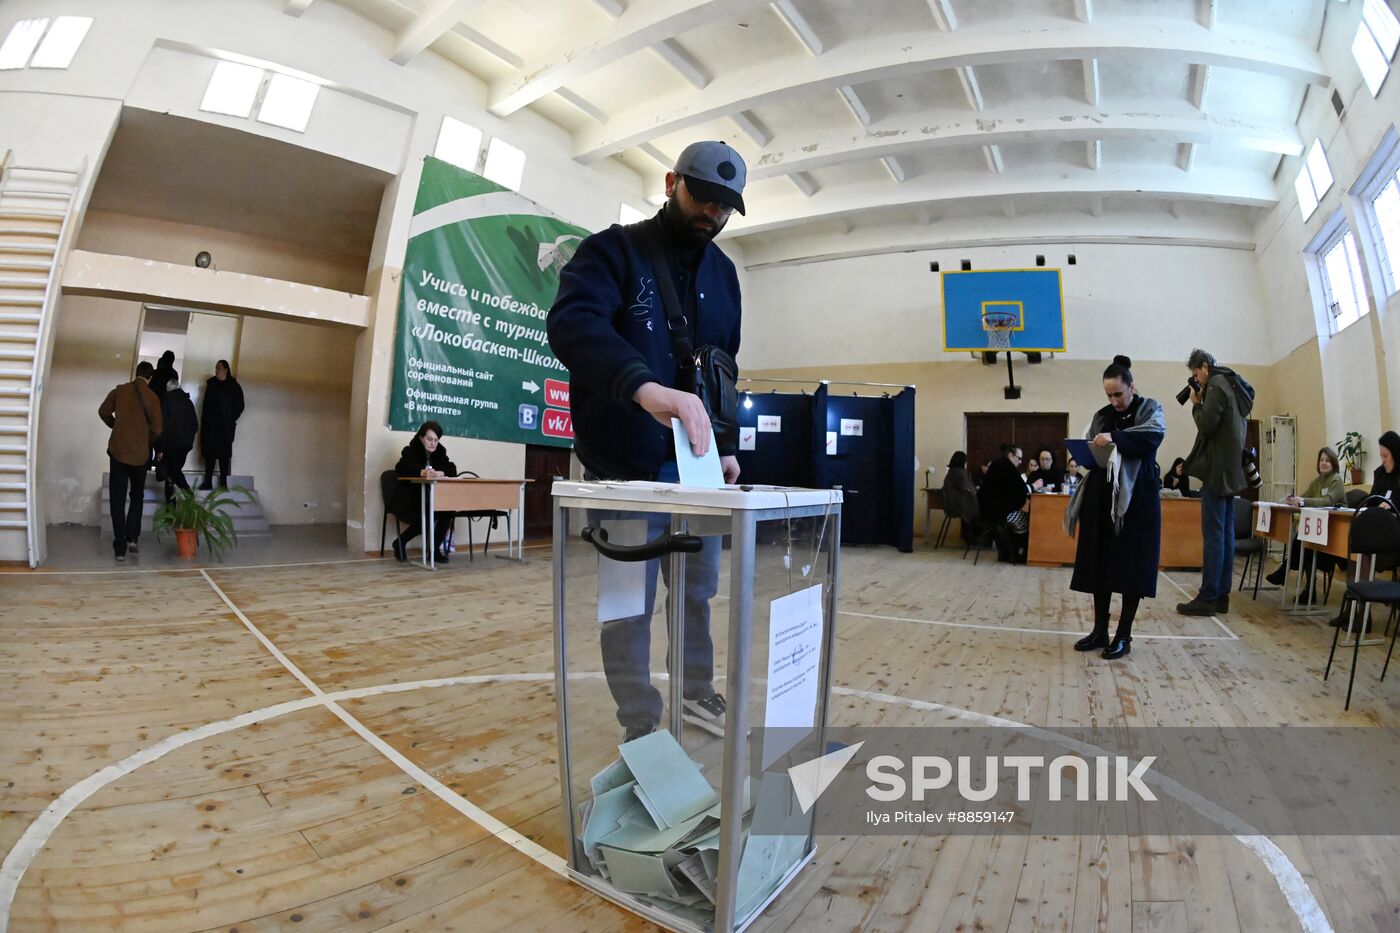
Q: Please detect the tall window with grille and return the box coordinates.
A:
[1357,129,1400,297]
[1313,221,1369,335]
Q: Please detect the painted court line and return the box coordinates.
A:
[1,666,1328,933]
[840,608,1236,642]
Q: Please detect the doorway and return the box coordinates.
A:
[523,443,571,541]
[965,412,1069,478]
[136,304,242,472]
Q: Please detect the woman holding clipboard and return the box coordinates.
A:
[1064,356,1166,659]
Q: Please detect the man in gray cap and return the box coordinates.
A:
[548,140,747,742]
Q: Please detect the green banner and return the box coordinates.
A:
[389,157,590,446]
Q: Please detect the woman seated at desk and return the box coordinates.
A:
[390,419,460,563]
[1162,457,1193,496]
[1329,431,1400,628]
[1264,447,1346,601]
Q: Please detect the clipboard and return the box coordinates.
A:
[1065,437,1113,470]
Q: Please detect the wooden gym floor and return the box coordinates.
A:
[1,546,1397,932]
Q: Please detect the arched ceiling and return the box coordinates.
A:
[305,0,1331,264]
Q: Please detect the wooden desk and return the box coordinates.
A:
[1300,508,1355,561]
[402,477,532,569]
[1252,502,1345,612]
[1027,493,1204,569]
[923,488,944,546]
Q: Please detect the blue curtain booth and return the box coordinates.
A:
[733,391,815,488]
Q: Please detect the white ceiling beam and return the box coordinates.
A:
[724,165,1276,238]
[837,86,872,126]
[772,0,824,55]
[639,143,674,168]
[882,156,907,183]
[1002,199,1017,219]
[927,0,958,31]
[652,38,710,89]
[284,0,315,15]
[1190,63,1210,110]
[1082,58,1099,106]
[731,110,772,147]
[392,0,487,65]
[453,24,523,67]
[1178,142,1197,172]
[573,21,1329,161]
[1089,196,1103,216]
[740,212,1257,268]
[788,172,818,196]
[1074,0,1093,23]
[590,0,627,16]
[984,145,1004,174]
[489,0,763,116]
[956,66,984,111]
[558,89,609,124]
[1198,0,1217,29]
[1086,139,1101,169]
[746,105,1302,180]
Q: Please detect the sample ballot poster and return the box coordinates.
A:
[389,156,590,446]
[762,584,825,768]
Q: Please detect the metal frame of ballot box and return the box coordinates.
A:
[551,481,843,933]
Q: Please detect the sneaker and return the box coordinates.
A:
[1215,596,1228,614]
[114,552,126,562]
[622,723,656,744]
[127,539,139,554]
[437,547,450,564]
[1177,597,1217,617]
[682,694,726,737]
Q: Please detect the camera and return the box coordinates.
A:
[1175,376,1202,406]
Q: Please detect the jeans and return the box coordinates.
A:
[1199,486,1235,601]
[594,462,721,730]
[108,458,147,555]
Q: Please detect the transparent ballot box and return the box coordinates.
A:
[551,481,843,933]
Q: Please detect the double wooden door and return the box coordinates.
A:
[965,413,1069,476]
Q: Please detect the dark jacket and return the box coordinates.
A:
[200,376,245,457]
[547,213,742,480]
[159,387,198,453]
[1028,468,1059,492]
[941,467,979,521]
[99,379,163,467]
[391,437,459,516]
[150,362,177,399]
[1071,396,1165,598]
[1371,431,1400,505]
[977,456,1028,522]
[1162,466,1192,496]
[1185,365,1254,496]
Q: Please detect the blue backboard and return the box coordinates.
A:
[941,268,1066,353]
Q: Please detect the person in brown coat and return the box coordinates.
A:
[99,361,162,561]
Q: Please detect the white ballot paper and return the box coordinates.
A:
[672,418,724,488]
[762,584,825,768]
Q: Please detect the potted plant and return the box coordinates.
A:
[1336,432,1366,485]
[152,486,253,560]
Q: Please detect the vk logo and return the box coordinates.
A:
[518,404,538,430]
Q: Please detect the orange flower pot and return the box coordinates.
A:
[175,528,198,560]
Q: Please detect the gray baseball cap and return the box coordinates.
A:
[674,140,747,215]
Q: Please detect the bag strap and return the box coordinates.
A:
[628,220,695,364]
[132,381,156,437]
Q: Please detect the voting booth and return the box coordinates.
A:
[551,481,843,932]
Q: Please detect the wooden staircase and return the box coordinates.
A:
[0,152,83,565]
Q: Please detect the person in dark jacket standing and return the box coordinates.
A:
[389,420,459,563]
[157,371,198,502]
[199,359,244,489]
[1177,349,1255,616]
[547,140,746,742]
[977,445,1030,562]
[1066,356,1166,660]
[150,351,177,401]
[98,361,163,561]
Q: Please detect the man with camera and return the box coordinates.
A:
[547,140,745,742]
[1176,348,1255,616]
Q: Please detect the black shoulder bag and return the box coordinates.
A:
[630,222,739,450]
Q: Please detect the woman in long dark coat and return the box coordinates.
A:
[200,359,245,489]
[1065,355,1165,660]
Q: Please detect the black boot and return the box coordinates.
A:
[1075,629,1109,651]
[1102,636,1132,659]
[1265,566,1286,586]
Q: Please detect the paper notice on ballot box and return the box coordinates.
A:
[762,584,825,769]
[597,520,648,623]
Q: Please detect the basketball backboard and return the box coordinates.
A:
[941,269,1066,353]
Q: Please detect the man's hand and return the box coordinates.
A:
[633,382,712,457]
[721,455,740,485]
[1093,432,1114,448]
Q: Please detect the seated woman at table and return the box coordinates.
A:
[977,445,1032,562]
[1063,456,1084,490]
[1027,448,1060,492]
[1329,431,1400,628]
[390,420,460,563]
[1264,447,1347,599]
[941,451,979,536]
[1065,355,1165,660]
[1162,457,1193,496]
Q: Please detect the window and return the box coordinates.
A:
[482,137,526,191]
[1355,129,1400,295]
[0,18,50,70]
[28,15,91,68]
[256,73,320,132]
[434,117,484,173]
[619,203,648,224]
[1373,177,1400,291]
[1353,0,1400,96]
[200,61,263,118]
[1294,138,1333,222]
[1314,222,1369,334]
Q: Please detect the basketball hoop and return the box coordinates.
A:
[982,309,1019,353]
